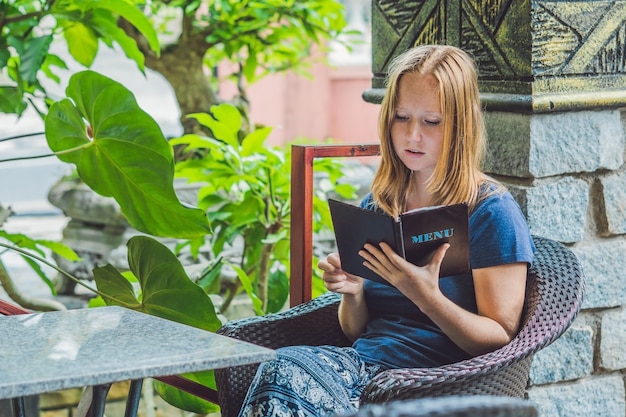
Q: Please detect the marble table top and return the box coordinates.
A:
[0,306,275,399]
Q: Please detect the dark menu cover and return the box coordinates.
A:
[328,199,470,285]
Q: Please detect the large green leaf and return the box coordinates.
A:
[45,70,211,238]
[94,236,223,332]
[91,264,142,308]
[90,10,147,72]
[187,104,242,148]
[93,237,222,413]
[241,126,272,156]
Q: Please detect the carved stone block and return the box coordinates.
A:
[365,0,626,112]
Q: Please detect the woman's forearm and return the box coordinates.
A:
[338,292,369,342]
[417,291,514,356]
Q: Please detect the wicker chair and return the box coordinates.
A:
[341,395,538,417]
[214,234,584,416]
[212,144,586,417]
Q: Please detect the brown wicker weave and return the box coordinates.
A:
[215,235,585,417]
[340,395,538,417]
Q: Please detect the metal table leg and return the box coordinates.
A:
[88,383,112,417]
[124,379,144,417]
[10,397,25,417]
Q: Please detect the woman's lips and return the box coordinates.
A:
[405,149,424,157]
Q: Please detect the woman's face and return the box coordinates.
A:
[390,72,444,182]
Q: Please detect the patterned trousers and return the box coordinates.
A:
[238,345,385,417]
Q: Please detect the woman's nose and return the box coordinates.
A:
[408,121,422,141]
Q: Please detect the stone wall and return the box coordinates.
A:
[485,109,626,416]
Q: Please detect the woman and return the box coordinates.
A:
[238,44,534,417]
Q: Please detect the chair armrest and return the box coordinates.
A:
[362,341,536,402]
[217,291,350,348]
[215,291,350,417]
[362,307,568,402]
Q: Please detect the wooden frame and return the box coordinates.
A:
[289,143,380,306]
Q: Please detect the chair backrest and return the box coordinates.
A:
[289,143,380,306]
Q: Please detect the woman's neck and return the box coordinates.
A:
[404,175,433,212]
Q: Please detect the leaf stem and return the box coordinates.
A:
[0,132,45,142]
[0,153,56,163]
[0,258,66,311]
[54,141,93,156]
[0,242,133,307]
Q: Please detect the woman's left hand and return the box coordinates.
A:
[359,242,449,299]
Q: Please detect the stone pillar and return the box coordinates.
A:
[364,1,626,416]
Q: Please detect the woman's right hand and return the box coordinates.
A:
[317,252,364,295]
[319,252,368,340]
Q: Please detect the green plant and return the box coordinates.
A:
[45,70,210,237]
[0,70,220,413]
[1,0,353,288]
[0,1,167,304]
[122,0,351,134]
[171,103,357,315]
[3,70,216,321]
[0,225,223,415]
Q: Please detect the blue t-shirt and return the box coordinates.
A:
[352,188,535,369]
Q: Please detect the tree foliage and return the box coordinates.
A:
[125,0,350,133]
[1,0,350,134]
[0,0,159,116]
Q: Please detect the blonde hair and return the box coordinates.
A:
[371,44,500,217]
